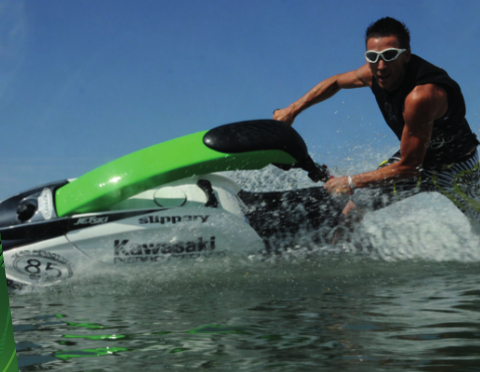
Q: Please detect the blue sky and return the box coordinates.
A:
[1,0,480,199]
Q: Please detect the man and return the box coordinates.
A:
[273,17,480,236]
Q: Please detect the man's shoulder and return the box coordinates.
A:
[407,84,448,105]
[408,54,447,76]
[405,84,449,123]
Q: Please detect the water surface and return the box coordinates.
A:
[10,168,480,371]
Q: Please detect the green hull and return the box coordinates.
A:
[55,130,296,217]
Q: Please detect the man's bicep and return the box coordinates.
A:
[399,94,437,167]
[336,65,371,89]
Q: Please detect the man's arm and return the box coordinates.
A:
[325,83,448,194]
[273,64,372,126]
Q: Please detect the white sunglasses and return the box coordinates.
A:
[365,48,406,63]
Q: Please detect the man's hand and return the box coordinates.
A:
[273,107,295,126]
[324,176,351,195]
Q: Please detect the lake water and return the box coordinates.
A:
[9,168,480,372]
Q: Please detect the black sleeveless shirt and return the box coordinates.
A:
[371,54,478,168]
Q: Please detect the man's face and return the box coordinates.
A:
[366,35,411,91]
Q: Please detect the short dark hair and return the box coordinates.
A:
[365,17,410,49]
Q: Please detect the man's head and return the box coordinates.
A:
[365,17,411,91]
[365,17,410,49]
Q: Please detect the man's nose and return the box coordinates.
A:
[377,59,387,69]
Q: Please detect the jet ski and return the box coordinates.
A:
[1,120,344,290]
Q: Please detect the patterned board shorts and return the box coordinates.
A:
[350,149,480,225]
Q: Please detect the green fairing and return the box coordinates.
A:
[55,130,297,217]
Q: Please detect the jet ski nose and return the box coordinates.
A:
[17,199,37,222]
[0,180,67,229]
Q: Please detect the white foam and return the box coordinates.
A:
[228,145,480,263]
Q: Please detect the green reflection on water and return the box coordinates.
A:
[55,346,128,360]
[63,334,126,340]
[63,321,107,329]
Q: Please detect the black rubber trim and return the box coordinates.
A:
[203,120,330,182]
[203,120,309,161]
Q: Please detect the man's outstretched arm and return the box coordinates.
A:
[273,64,371,126]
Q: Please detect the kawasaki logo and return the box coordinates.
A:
[138,215,209,224]
[114,237,216,256]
